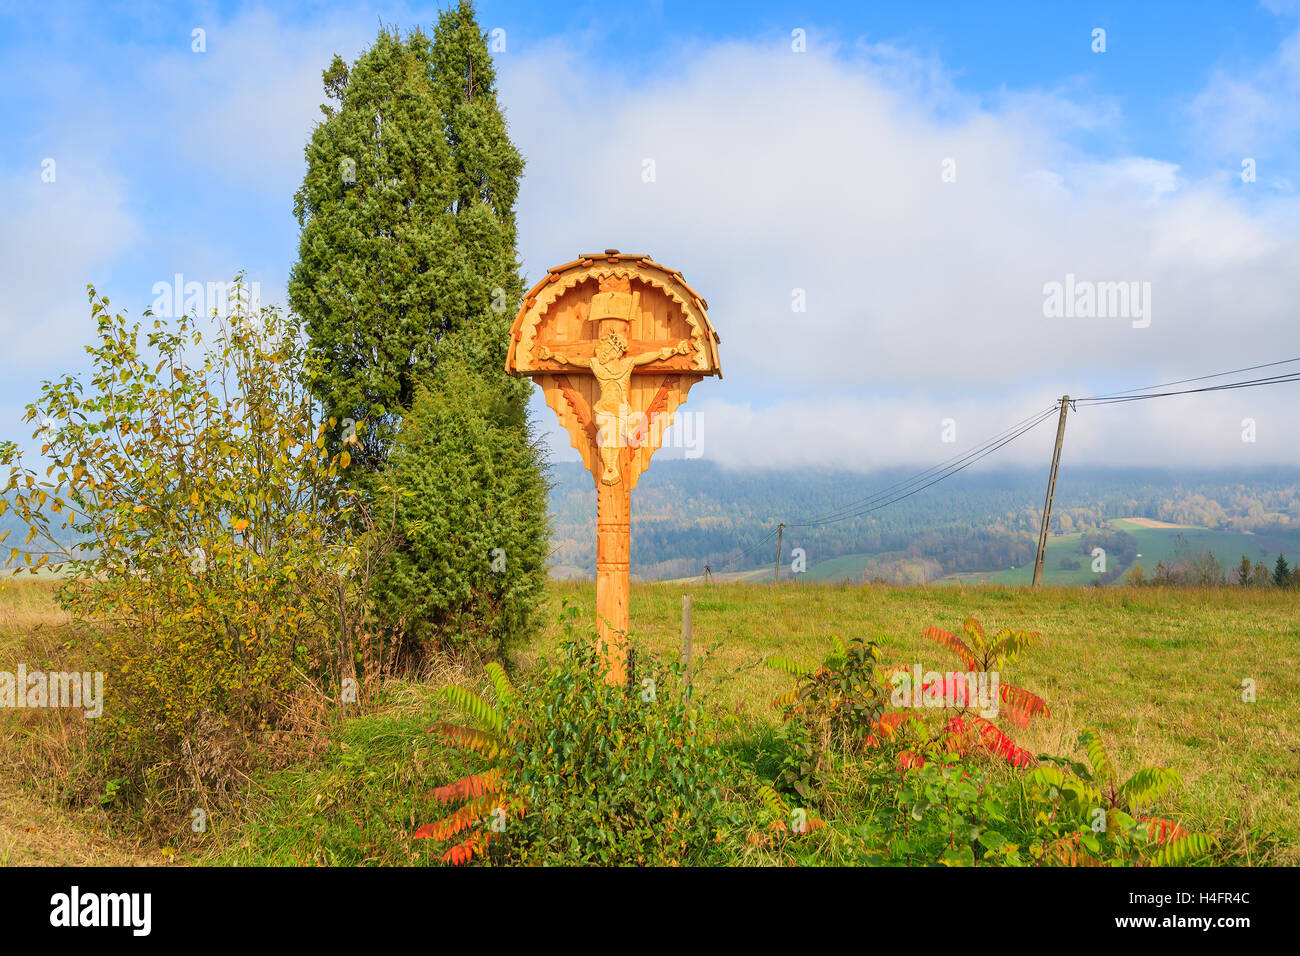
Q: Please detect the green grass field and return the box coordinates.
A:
[1116,521,1300,573]
[1,578,1297,864]
[799,534,1080,584]
[536,581,1300,862]
[989,521,1300,585]
[802,551,879,582]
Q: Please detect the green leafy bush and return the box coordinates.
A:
[764,636,888,805]
[1023,729,1217,866]
[884,757,1021,866]
[754,622,1220,867]
[374,368,549,663]
[416,609,741,865]
[2,283,384,811]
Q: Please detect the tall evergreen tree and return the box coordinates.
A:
[428,2,527,403]
[289,3,528,467]
[373,368,550,661]
[292,29,448,467]
[1235,554,1252,586]
[290,4,549,658]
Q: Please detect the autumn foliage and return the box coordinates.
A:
[2,283,379,802]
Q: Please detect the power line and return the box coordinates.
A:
[785,403,1060,528]
[708,526,780,576]
[779,357,1300,558]
[1077,370,1300,406]
[789,406,1061,528]
[724,527,779,566]
[1078,357,1300,402]
[786,404,1058,527]
[703,404,1061,576]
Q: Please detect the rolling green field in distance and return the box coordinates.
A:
[793,519,1300,587]
[796,528,1084,585]
[1116,522,1300,573]
[989,521,1300,586]
[987,531,1093,585]
[802,551,886,582]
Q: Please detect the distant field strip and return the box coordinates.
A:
[786,519,1300,587]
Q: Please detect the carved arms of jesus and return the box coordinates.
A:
[536,339,691,370]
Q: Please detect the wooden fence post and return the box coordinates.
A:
[681,594,693,690]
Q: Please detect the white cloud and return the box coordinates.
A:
[1188,21,1300,160]
[145,7,374,200]
[688,390,1300,471]
[499,35,1300,468]
[0,159,140,370]
[7,10,1300,472]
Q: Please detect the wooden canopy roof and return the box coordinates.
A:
[505,250,722,377]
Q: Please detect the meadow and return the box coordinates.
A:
[550,581,1300,861]
[0,577,1295,865]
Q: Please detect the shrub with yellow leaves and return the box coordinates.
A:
[1,279,390,815]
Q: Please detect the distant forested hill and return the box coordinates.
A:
[547,460,1300,581]
[0,507,86,570]
[8,463,1299,581]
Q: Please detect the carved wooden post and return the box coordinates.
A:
[595,479,631,682]
[505,251,721,683]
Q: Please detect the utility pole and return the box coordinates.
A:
[1032,396,1071,587]
[773,522,784,583]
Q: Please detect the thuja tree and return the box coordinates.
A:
[373,367,550,661]
[289,2,528,472]
[426,0,528,399]
[291,4,547,657]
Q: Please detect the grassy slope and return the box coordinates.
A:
[1,579,1297,864]
[989,531,1094,585]
[621,520,1300,587]
[1116,522,1300,573]
[991,523,1300,586]
[803,551,878,582]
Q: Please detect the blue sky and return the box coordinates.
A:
[3,0,1300,471]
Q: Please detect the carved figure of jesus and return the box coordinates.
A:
[538,332,692,484]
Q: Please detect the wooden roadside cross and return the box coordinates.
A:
[506,251,722,684]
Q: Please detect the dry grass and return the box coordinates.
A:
[1118,517,1197,529]
[0,579,480,866]
[0,579,172,865]
[0,778,162,866]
